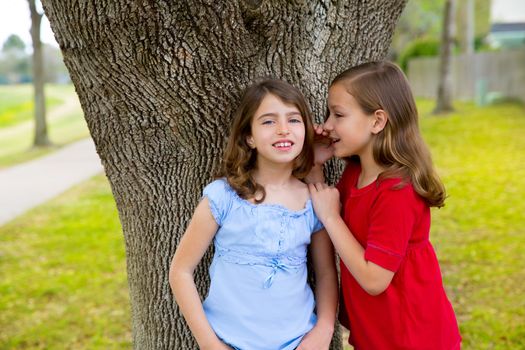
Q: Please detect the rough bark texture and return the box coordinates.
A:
[29,0,50,147]
[434,0,455,114]
[41,1,406,348]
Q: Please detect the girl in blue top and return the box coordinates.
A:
[169,79,338,350]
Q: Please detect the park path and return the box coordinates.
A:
[0,138,104,226]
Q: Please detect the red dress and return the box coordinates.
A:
[337,163,461,350]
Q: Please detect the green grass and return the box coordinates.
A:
[0,84,90,168]
[0,99,523,349]
[0,85,62,127]
[0,175,131,349]
[420,100,525,349]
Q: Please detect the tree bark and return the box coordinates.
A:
[41,1,406,348]
[434,0,455,114]
[29,0,50,147]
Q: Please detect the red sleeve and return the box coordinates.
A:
[364,184,418,272]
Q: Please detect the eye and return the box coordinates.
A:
[261,119,274,125]
[289,117,303,123]
[335,113,344,118]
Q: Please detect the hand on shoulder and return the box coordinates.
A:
[308,182,341,224]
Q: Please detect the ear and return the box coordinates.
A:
[371,109,388,134]
[246,136,255,149]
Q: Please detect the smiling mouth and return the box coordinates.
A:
[273,141,293,148]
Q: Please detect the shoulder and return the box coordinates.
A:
[376,178,426,211]
[202,178,237,225]
[202,178,237,206]
[293,178,310,198]
[378,177,412,197]
[203,178,231,194]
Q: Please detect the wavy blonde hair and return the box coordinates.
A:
[332,61,446,207]
[218,79,314,203]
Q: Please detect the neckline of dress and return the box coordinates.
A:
[224,180,312,214]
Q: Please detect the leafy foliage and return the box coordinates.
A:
[398,37,441,71]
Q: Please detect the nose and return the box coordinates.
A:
[277,121,289,135]
[324,115,334,131]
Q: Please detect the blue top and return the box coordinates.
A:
[202,179,324,350]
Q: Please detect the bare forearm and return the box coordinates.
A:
[314,270,338,331]
[170,271,220,348]
[323,216,390,295]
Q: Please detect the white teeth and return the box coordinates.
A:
[274,142,292,147]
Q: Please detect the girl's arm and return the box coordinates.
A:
[297,229,338,350]
[308,183,395,296]
[169,198,232,350]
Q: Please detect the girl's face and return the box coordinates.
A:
[325,82,376,158]
[247,93,305,168]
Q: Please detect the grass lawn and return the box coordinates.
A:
[0,99,523,349]
[0,85,62,128]
[0,175,131,349]
[420,100,525,349]
[0,84,89,168]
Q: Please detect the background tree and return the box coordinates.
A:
[391,0,490,70]
[434,0,456,114]
[28,0,50,146]
[2,34,27,52]
[0,34,68,85]
[390,0,444,60]
[41,1,407,348]
[0,34,31,84]
[455,0,490,53]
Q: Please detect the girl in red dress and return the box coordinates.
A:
[308,61,461,349]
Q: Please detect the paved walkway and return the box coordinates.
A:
[0,138,104,226]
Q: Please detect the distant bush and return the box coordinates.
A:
[398,37,440,72]
[398,36,495,72]
[474,36,499,53]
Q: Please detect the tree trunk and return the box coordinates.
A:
[29,0,50,147]
[434,0,455,114]
[41,1,406,348]
[464,0,474,55]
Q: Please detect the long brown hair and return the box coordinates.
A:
[219,79,314,203]
[331,61,446,207]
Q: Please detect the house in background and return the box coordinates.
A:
[487,22,525,48]
[487,0,525,49]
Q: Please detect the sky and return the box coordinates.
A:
[1,0,525,50]
[490,0,525,22]
[0,0,57,49]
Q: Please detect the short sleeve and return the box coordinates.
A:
[364,185,418,272]
[312,212,324,233]
[202,179,233,226]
